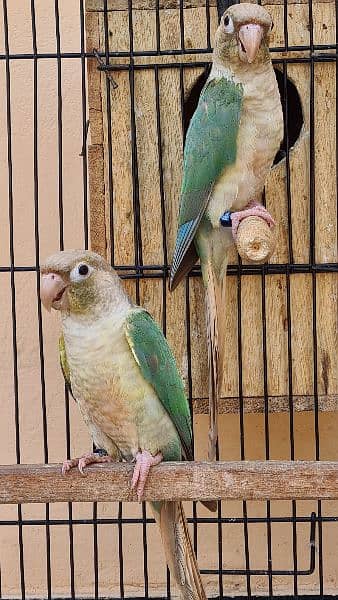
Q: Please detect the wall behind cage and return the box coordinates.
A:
[0,0,337,599]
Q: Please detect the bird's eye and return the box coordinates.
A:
[223,15,234,34]
[70,262,92,283]
[78,264,89,276]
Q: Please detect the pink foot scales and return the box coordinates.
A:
[61,452,114,476]
[231,200,275,240]
[131,450,163,502]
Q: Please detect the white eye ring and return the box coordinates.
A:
[70,263,93,283]
[223,15,234,34]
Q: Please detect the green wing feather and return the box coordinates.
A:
[59,334,74,399]
[170,76,243,290]
[125,309,193,460]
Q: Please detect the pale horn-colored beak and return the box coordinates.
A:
[40,272,68,312]
[238,23,264,64]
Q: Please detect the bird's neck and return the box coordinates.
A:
[211,47,271,84]
[61,284,132,327]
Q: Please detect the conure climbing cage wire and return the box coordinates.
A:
[0,0,337,599]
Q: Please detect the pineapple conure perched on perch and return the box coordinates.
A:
[40,249,216,600]
[170,3,283,461]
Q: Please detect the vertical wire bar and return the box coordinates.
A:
[117,502,125,600]
[237,265,251,598]
[155,0,161,54]
[154,66,168,270]
[283,61,293,264]
[308,0,324,594]
[54,0,64,250]
[261,267,273,596]
[205,0,212,52]
[102,0,115,265]
[128,2,143,273]
[2,2,26,598]
[102,0,125,592]
[64,386,76,600]
[153,64,171,585]
[79,0,89,248]
[282,52,299,596]
[81,3,100,593]
[185,279,198,554]
[127,4,149,596]
[30,1,52,597]
[54,2,76,595]
[286,267,298,597]
[93,502,99,600]
[179,0,185,52]
[283,0,289,52]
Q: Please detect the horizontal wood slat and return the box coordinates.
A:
[1,461,338,504]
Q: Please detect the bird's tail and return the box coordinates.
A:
[151,501,207,600]
[204,258,227,461]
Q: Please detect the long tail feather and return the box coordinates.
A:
[204,260,227,461]
[151,501,207,600]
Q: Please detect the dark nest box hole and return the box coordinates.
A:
[183,65,304,165]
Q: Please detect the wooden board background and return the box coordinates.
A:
[85,0,337,413]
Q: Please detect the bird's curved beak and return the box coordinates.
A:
[238,23,264,64]
[40,272,68,312]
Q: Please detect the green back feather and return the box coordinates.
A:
[170,76,243,289]
[125,309,193,460]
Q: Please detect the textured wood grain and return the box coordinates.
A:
[193,394,338,413]
[88,145,107,256]
[85,0,337,409]
[236,216,276,263]
[86,0,333,11]
[2,461,338,504]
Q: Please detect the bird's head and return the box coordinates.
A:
[214,3,274,68]
[40,250,124,316]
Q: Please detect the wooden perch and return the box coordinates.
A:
[235,216,276,263]
[1,461,338,505]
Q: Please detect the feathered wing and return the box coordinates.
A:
[125,308,214,600]
[170,76,243,290]
[125,308,193,460]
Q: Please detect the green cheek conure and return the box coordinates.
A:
[170,3,283,461]
[41,249,216,600]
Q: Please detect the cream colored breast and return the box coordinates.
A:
[62,311,178,459]
[206,63,283,226]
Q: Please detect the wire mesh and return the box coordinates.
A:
[0,0,337,599]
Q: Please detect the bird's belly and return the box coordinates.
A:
[206,75,283,227]
[65,324,179,460]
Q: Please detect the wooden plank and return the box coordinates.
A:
[87,0,217,11]
[193,394,338,413]
[86,0,334,11]
[314,61,337,264]
[2,461,338,504]
[316,274,338,396]
[88,144,107,256]
[266,275,288,397]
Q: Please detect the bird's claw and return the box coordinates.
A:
[61,458,79,475]
[131,450,163,502]
[78,458,89,476]
[61,452,114,476]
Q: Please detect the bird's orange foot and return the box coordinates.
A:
[61,451,114,476]
[131,450,163,502]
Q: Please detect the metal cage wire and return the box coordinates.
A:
[0,0,337,598]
